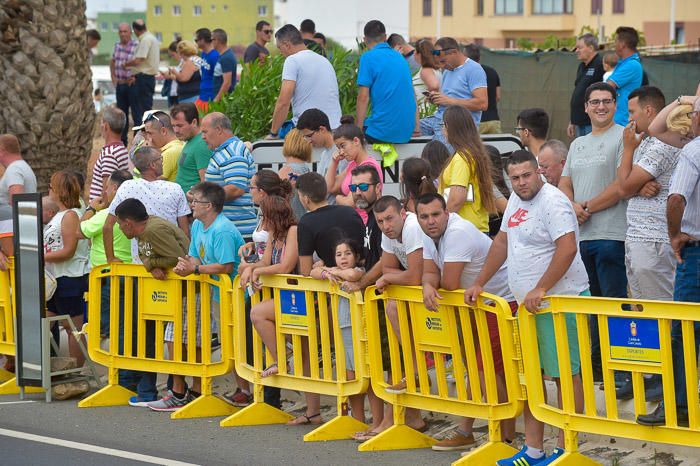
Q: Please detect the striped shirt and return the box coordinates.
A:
[90,142,129,201]
[112,39,138,81]
[205,136,257,236]
[669,137,700,238]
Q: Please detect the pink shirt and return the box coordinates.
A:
[340,157,384,224]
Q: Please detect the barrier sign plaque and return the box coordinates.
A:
[608,317,661,363]
[279,289,307,328]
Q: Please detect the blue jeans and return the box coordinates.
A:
[131,73,155,132]
[579,240,628,374]
[576,125,592,137]
[419,115,454,154]
[116,281,157,401]
[671,246,700,411]
[116,82,140,145]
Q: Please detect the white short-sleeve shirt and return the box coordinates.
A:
[500,183,589,303]
[381,212,424,269]
[423,213,513,300]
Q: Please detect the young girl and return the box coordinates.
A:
[310,239,377,429]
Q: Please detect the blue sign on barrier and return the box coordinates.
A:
[608,317,661,363]
[279,289,307,328]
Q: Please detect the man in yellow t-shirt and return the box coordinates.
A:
[143,112,184,182]
[439,153,489,232]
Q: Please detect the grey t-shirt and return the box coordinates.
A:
[243,42,269,64]
[0,159,37,208]
[286,161,311,221]
[281,50,341,127]
[562,124,627,241]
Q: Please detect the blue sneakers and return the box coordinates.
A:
[497,446,548,466]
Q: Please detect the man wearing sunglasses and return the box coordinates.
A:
[244,21,272,64]
[419,37,487,148]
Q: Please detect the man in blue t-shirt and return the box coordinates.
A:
[608,26,643,126]
[356,20,417,144]
[195,28,220,103]
[212,28,238,102]
[419,37,487,149]
[171,181,245,408]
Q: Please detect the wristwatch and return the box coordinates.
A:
[269,131,278,138]
[194,265,200,275]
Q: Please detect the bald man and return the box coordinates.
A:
[537,139,568,187]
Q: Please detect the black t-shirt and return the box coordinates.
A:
[364,210,383,270]
[481,64,501,122]
[243,42,270,64]
[570,53,605,126]
[297,205,364,266]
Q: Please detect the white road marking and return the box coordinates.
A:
[0,428,200,466]
[0,400,35,405]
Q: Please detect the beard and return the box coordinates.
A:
[355,199,369,210]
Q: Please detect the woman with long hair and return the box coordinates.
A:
[44,170,90,366]
[414,38,441,94]
[440,105,497,233]
[325,116,384,224]
[400,157,437,212]
[245,195,298,375]
[420,140,451,184]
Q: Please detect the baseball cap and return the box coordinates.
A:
[132,110,168,131]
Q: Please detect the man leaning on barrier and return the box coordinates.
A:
[114,198,189,407]
[637,94,700,428]
[416,192,517,451]
[466,150,590,466]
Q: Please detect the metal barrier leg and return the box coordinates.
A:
[220,382,293,427]
[0,367,14,382]
[304,396,368,442]
[452,420,518,465]
[79,366,135,407]
[0,377,44,395]
[171,376,237,420]
[358,404,436,451]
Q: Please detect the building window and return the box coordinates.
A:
[193,5,202,16]
[612,0,624,13]
[210,4,216,11]
[223,4,229,11]
[154,5,162,16]
[100,22,108,31]
[675,24,685,44]
[155,32,163,42]
[590,0,602,14]
[444,0,453,16]
[495,0,523,15]
[505,38,517,48]
[258,5,267,16]
[172,5,181,16]
[112,22,120,31]
[423,0,432,16]
[477,0,484,15]
[533,0,573,14]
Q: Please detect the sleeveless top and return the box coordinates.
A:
[251,216,269,258]
[177,57,203,100]
[43,209,90,278]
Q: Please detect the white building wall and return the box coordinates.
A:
[274,0,409,50]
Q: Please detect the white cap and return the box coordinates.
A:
[132,110,168,131]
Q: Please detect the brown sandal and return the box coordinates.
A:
[287,412,322,426]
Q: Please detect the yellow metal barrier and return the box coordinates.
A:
[519,295,700,465]
[363,285,525,464]
[0,258,42,395]
[78,263,236,419]
[221,274,370,442]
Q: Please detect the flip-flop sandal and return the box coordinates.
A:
[261,363,279,378]
[287,412,322,426]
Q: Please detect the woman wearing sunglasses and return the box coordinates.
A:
[439,105,497,234]
[325,116,384,224]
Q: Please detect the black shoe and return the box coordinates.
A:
[637,404,689,427]
[211,333,221,350]
[616,380,634,400]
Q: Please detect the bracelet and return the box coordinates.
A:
[269,131,278,137]
[194,265,200,275]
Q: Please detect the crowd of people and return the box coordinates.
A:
[1,16,700,466]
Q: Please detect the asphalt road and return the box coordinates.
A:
[0,393,448,466]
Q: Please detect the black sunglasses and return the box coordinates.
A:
[262,29,273,34]
[431,48,455,56]
[349,182,377,193]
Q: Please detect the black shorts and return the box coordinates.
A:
[47,275,88,317]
